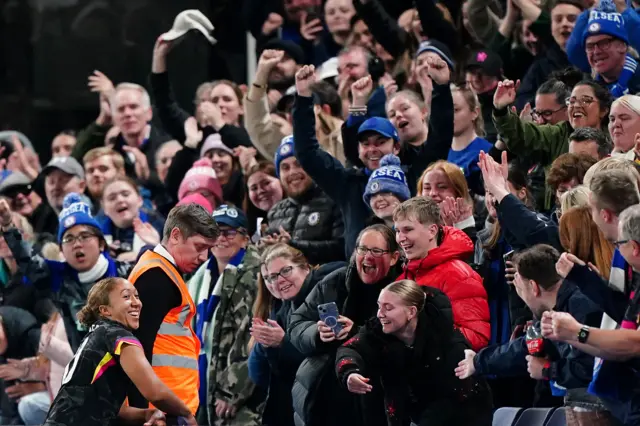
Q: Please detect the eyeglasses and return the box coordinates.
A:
[531,106,566,120]
[613,239,630,247]
[264,265,295,284]
[565,97,595,107]
[218,228,246,239]
[585,37,614,53]
[355,246,390,257]
[61,232,98,246]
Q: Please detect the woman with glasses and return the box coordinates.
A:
[288,224,403,426]
[493,78,613,211]
[0,193,133,350]
[248,244,344,426]
[187,204,264,425]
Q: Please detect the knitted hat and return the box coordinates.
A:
[416,40,455,69]
[213,204,248,230]
[274,135,295,178]
[363,154,411,206]
[57,193,102,243]
[200,133,234,158]
[178,157,223,203]
[176,192,214,214]
[583,8,628,45]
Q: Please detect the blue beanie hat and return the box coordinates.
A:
[57,193,102,244]
[363,154,411,206]
[583,6,629,46]
[274,135,295,178]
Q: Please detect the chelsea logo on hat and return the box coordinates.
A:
[188,180,198,190]
[227,208,238,218]
[308,212,319,226]
[280,144,291,155]
[370,182,380,193]
[589,22,601,33]
[64,216,76,228]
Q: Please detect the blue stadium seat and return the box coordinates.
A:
[545,407,566,426]
[493,407,524,426]
[513,407,555,426]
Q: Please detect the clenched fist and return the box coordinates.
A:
[295,65,317,97]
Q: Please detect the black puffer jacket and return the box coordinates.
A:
[267,185,345,265]
[288,262,403,426]
[336,287,493,426]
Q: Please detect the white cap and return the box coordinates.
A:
[162,10,216,45]
[316,57,339,81]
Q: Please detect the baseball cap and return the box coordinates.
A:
[40,156,85,180]
[162,10,216,45]
[465,50,504,78]
[357,117,399,142]
[212,204,248,230]
[0,172,32,197]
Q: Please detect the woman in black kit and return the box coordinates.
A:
[43,277,196,426]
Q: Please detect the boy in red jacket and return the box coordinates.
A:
[393,197,490,350]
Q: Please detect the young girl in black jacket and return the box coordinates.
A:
[336,280,493,426]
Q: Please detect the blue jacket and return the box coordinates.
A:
[474,280,603,394]
[248,262,345,426]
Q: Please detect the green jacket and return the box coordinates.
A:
[206,245,262,426]
[493,108,572,210]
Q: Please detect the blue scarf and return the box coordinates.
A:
[598,54,638,99]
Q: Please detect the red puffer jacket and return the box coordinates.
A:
[397,226,490,351]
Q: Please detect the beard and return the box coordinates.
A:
[268,72,295,93]
[283,178,313,199]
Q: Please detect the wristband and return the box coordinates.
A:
[252,82,266,89]
[349,106,367,117]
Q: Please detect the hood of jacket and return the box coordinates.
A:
[405,226,473,275]
[0,306,40,359]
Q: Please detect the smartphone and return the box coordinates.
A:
[305,6,322,22]
[503,250,515,264]
[318,302,343,335]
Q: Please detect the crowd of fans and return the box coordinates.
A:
[1,0,640,424]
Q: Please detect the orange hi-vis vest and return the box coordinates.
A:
[128,250,201,414]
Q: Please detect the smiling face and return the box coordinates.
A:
[420,169,457,203]
[586,34,627,78]
[370,193,402,221]
[264,257,309,300]
[550,4,579,50]
[567,85,606,130]
[102,180,142,229]
[279,156,313,198]
[608,102,640,152]
[358,133,398,170]
[386,94,426,144]
[248,171,284,212]
[61,225,104,272]
[100,280,142,330]
[395,215,438,260]
[85,155,120,199]
[355,230,399,284]
[211,83,243,126]
[534,93,568,125]
[212,225,248,262]
[204,149,234,184]
[377,289,416,335]
[324,0,355,35]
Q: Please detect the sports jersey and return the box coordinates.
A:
[44,318,142,426]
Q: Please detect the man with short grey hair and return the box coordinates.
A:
[617,205,640,272]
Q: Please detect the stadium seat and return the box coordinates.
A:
[493,407,524,426]
[513,407,555,426]
[545,407,566,426]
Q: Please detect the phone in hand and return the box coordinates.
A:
[503,250,515,265]
[318,302,343,335]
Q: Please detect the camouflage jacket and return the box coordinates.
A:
[207,245,262,424]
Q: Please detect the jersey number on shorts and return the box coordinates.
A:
[62,337,90,385]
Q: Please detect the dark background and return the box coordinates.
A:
[0,0,247,162]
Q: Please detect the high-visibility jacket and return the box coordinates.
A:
[128,250,200,414]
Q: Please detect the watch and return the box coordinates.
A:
[577,325,590,343]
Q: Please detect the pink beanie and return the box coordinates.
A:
[176,192,214,214]
[178,158,223,203]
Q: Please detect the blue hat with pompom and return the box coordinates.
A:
[583,0,628,46]
[274,135,295,178]
[363,154,410,206]
[57,193,102,244]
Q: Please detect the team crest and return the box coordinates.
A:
[227,208,238,218]
[64,216,76,228]
[280,144,292,155]
[370,182,380,193]
[308,212,319,226]
[188,180,198,190]
[588,22,601,33]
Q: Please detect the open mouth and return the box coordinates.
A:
[116,205,129,214]
[362,263,377,274]
[400,243,413,252]
[380,319,391,326]
[287,175,304,186]
[560,30,571,38]
[75,251,86,261]
[279,283,293,293]
[398,120,409,130]
[128,310,140,318]
[571,112,585,119]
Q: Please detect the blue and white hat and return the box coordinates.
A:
[363,154,411,206]
[57,193,102,243]
[213,204,248,230]
[274,135,295,177]
[583,4,629,46]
